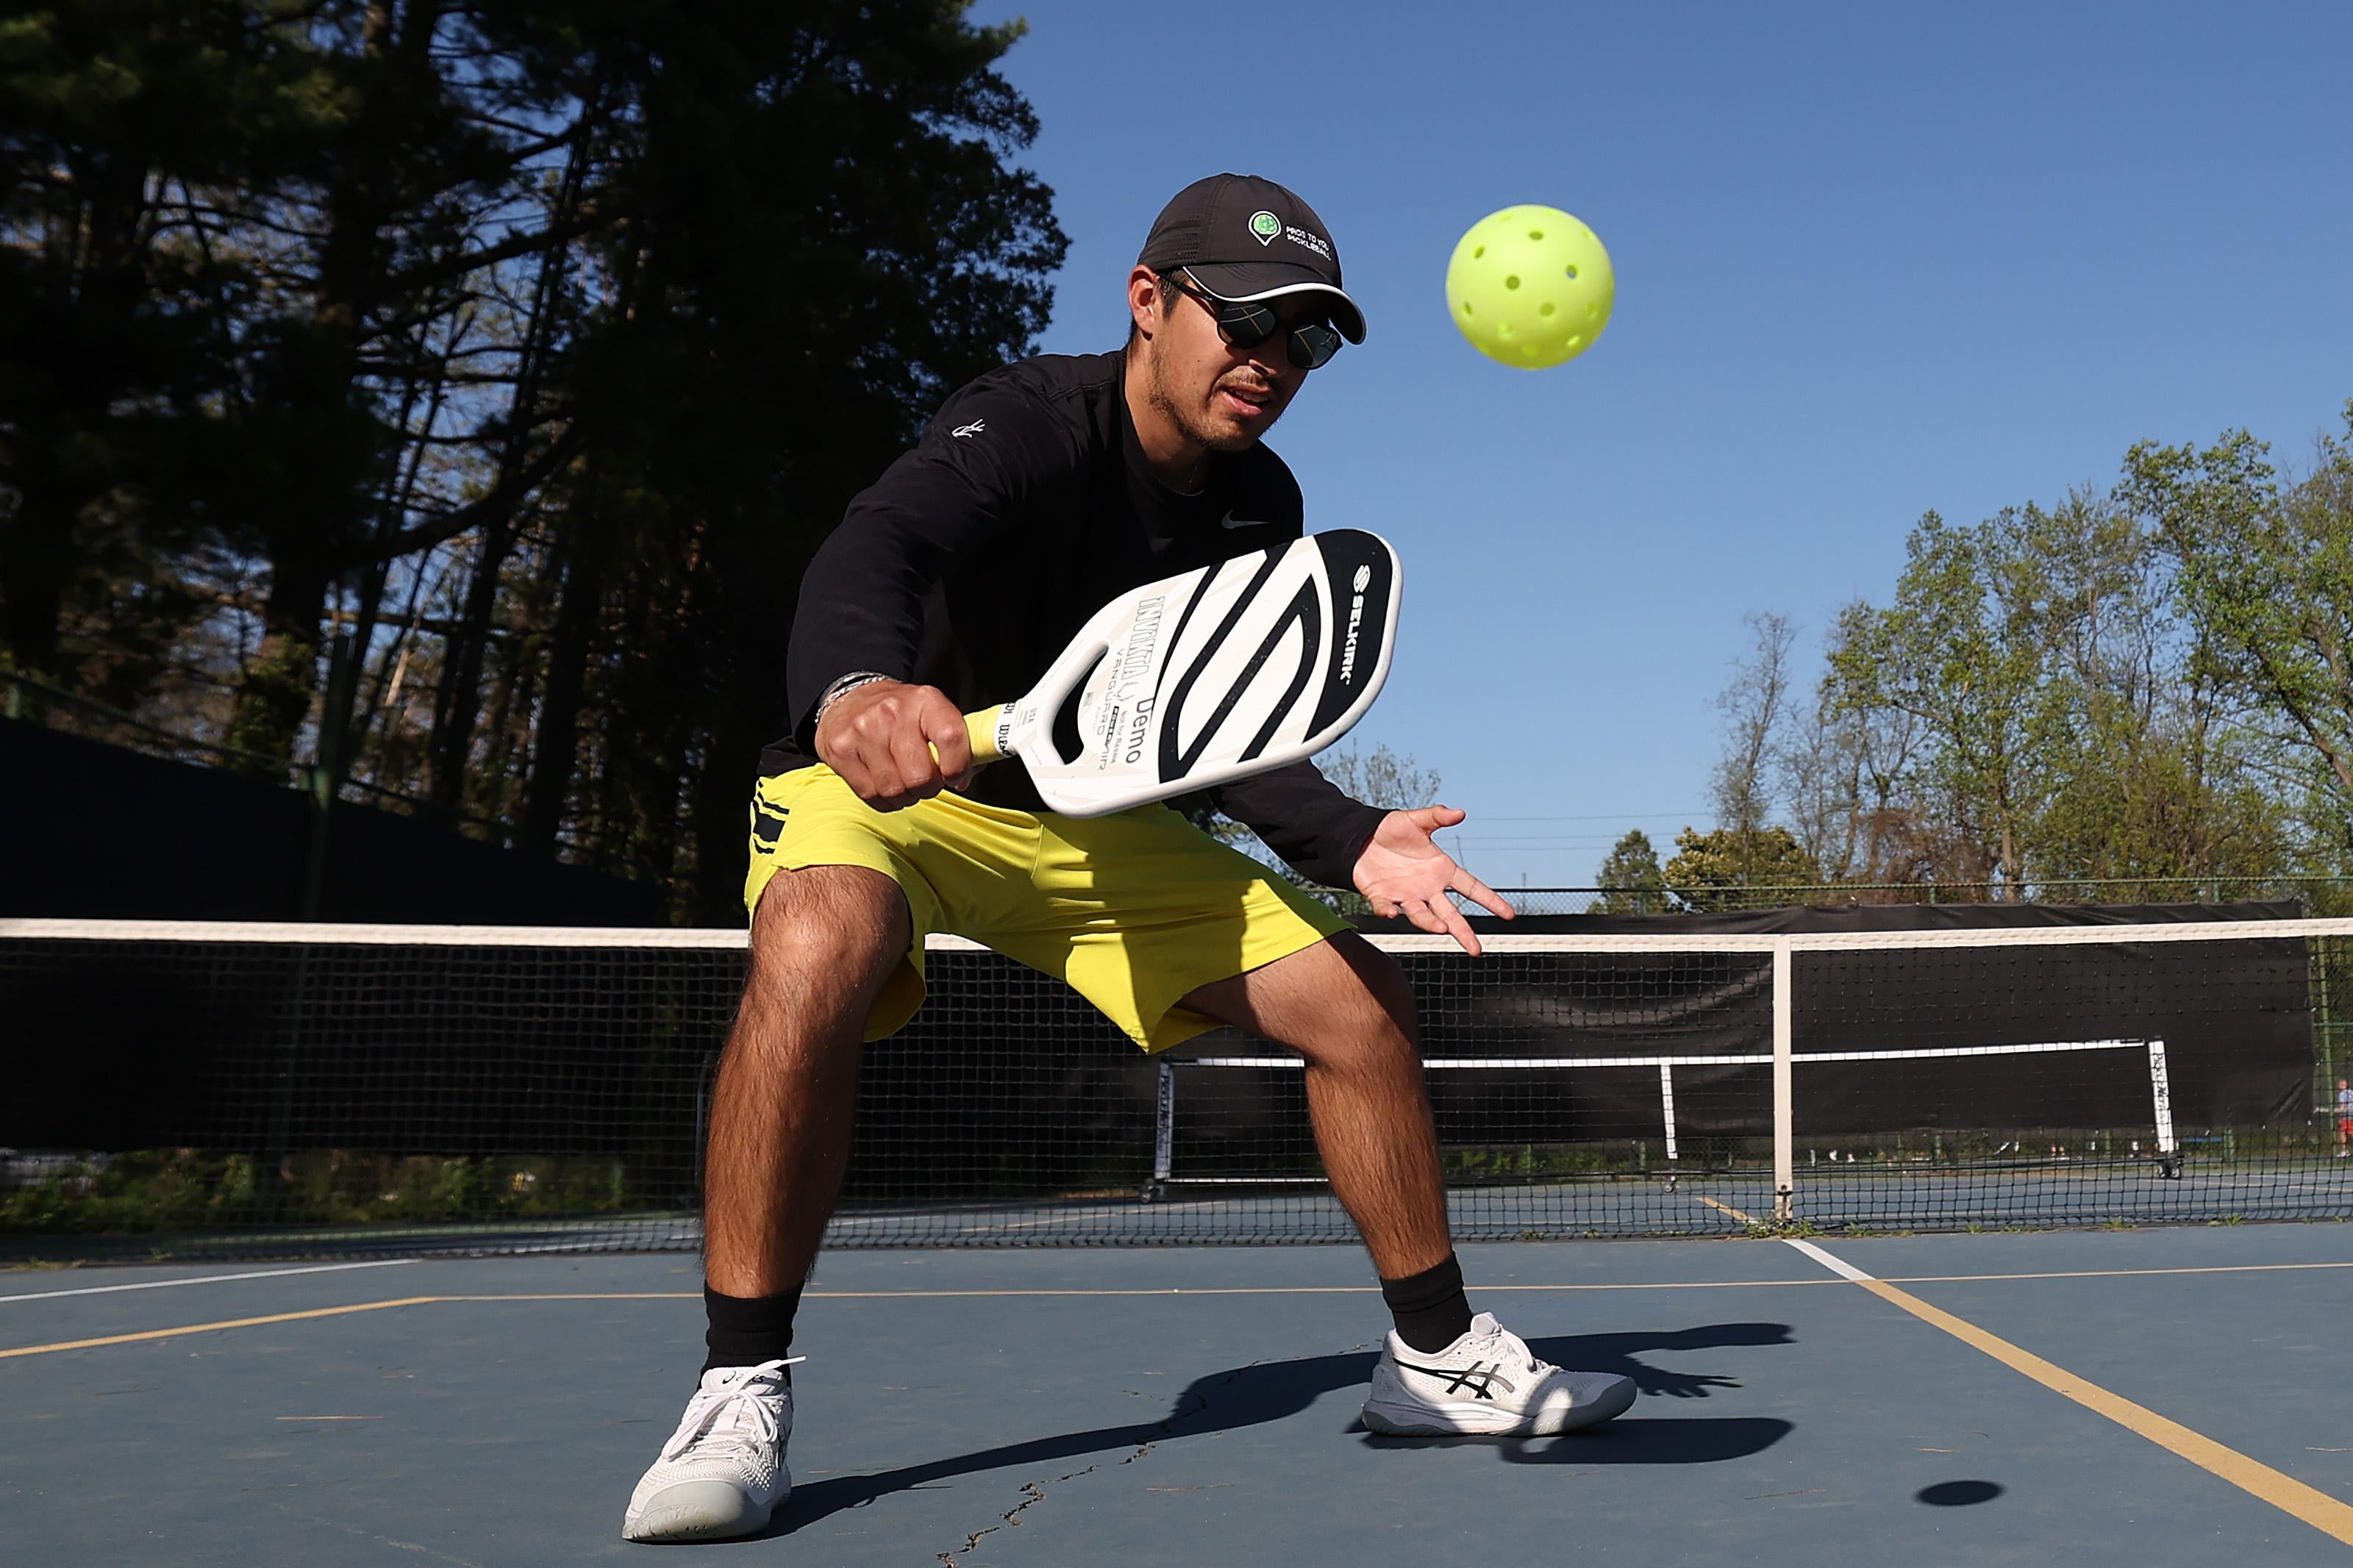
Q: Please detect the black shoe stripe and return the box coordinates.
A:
[1392,1358,1515,1400]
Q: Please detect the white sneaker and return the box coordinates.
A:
[1361,1314,1635,1437]
[621,1358,799,1542]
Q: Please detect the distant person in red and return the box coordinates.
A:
[2337,1077,2351,1156]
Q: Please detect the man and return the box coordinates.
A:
[621,174,1635,1544]
[2338,1077,2351,1156]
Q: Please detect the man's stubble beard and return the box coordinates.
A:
[1144,343,1262,457]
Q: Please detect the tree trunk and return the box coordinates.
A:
[521,526,602,852]
[686,706,765,926]
[424,521,515,817]
[222,553,330,777]
[0,434,90,680]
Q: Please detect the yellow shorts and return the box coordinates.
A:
[743,767,1352,1051]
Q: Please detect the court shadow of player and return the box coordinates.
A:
[1526,1324,1794,1400]
[771,1321,1793,1536]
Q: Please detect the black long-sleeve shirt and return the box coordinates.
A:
[763,349,1387,888]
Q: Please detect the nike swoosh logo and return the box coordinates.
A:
[1219,512,1269,529]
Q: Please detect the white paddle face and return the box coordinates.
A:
[970,530,1400,817]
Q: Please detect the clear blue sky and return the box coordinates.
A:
[968,0,2353,888]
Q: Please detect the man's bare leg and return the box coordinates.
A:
[1178,931,1451,1279]
[1180,931,1639,1436]
[624,865,909,1542]
[702,864,909,1297]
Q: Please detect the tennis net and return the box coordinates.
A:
[3,910,2349,1257]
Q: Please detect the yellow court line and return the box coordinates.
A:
[438,1292,700,1300]
[1691,1195,1764,1226]
[0,1297,444,1359]
[1884,1261,2353,1285]
[10,1257,2353,1360]
[449,1285,1835,1300]
[0,1281,1840,1355]
[804,1283,1829,1297]
[1785,1239,2353,1548]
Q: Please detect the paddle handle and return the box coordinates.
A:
[920,705,1014,773]
[963,704,1015,766]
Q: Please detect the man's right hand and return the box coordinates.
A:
[814,679,978,810]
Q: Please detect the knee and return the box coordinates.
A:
[746,865,910,996]
[1335,932,1420,1029]
[1301,934,1422,1061]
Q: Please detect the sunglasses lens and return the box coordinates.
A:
[1175,273,1343,368]
[1288,323,1343,370]
[1216,301,1279,349]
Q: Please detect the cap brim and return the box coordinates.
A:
[1185,263,1367,343]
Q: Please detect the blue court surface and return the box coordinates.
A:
[7,1225,2352,1565]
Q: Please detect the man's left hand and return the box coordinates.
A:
[1352,805,1514,956]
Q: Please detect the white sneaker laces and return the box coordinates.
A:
[660,1358,800,1464]
[1468,1319,1552,1378]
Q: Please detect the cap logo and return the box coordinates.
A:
[1249,210,1282,246]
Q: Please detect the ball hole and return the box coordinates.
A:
[1539,301,1556,317]
[1504,274,1521,290]
[1565,334,1583,348]
[1461,301,1474,316]
[1497,322,1514,337]
[1473,245,1485,259]
[1565,264,1579,279]
[1528,229,1544,240]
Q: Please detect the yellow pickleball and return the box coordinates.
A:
[1446,205,1615,370]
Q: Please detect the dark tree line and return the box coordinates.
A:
[1,0,1065,920]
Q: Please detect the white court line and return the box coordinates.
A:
[0,1258,417,1304]
[1779,1234,2353,1545]
[1782,1236,1873,1281]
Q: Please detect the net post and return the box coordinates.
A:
[1772,937,1795,1222]
[1657,1062,1680,1189]
[2146,1037,2180,1178]
[1146,1059,1175,1203]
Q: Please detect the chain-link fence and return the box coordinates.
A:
[1410,882,2353,1125]
[1477,878,2353,919]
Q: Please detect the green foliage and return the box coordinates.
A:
[1663,824,1821,909]
[1795,479,2303,896]
[0,1147,665,1234]
[2122,408,2353,856]
[0,0,355,692]
[1,1,1068,919]
[1593,828,1668,913]
[1823,506,2074,891]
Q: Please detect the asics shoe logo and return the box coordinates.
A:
[1394,1358,1516,1400]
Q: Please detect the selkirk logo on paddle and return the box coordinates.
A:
[1339,564,1371,685]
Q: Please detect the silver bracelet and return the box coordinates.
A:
[815,670,894,726]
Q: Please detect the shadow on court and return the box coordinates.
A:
[773,1322,1796,1535]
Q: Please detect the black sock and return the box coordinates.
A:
[1380,1253,1472,1353]
[701,1283,802,1377]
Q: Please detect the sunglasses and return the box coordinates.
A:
[1164,271,1345,370]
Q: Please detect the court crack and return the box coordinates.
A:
[936,1466,1098,1565]
[935,1351,1324,1565]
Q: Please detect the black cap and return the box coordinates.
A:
[1137,173,1366,343]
